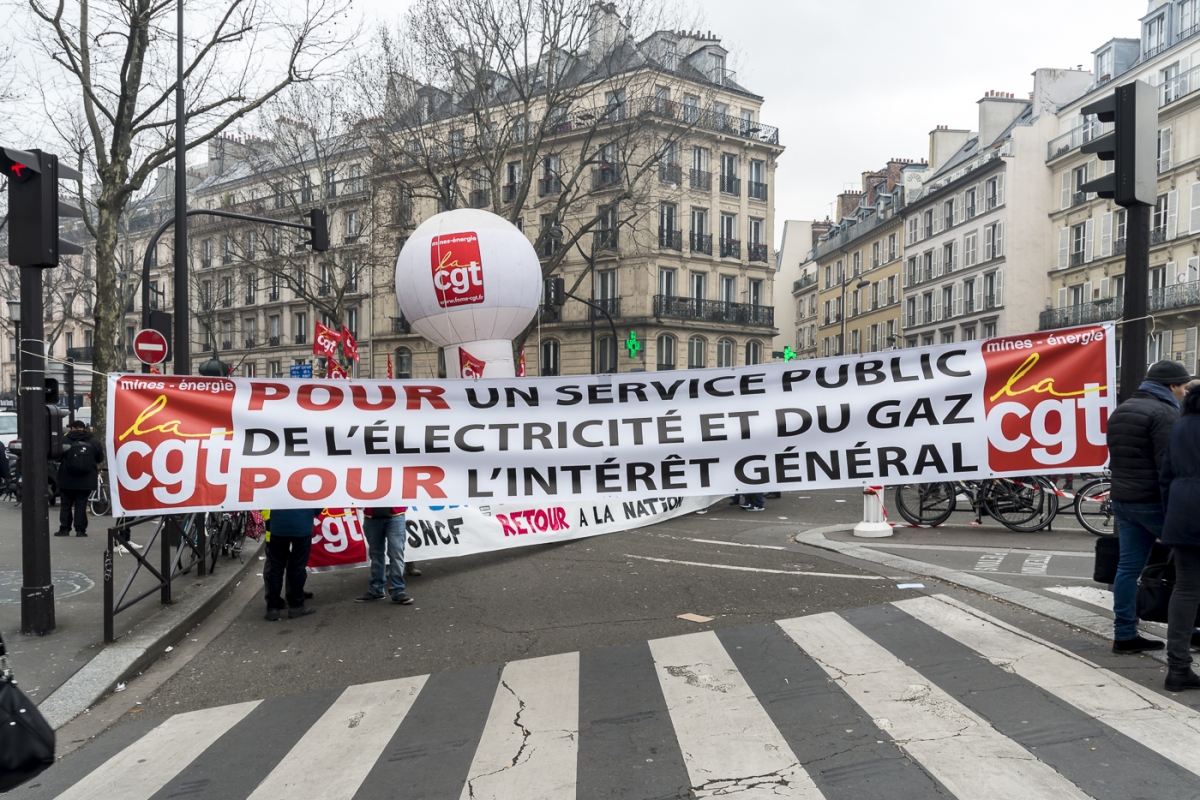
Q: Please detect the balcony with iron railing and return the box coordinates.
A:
[540,238,561,259]
[593,230,619,252]
[392,317,411,334]
[538,176,562,196]
[1040,297,1123,330]
[590,297,621,320]
[748,181,767,201]
[690,232,712,255]
[268,336,280,347]
[66,347,93,362]
[1070,250,1086,267]
[1114,238,1127,255]
[690,169,711,190]
[793,274,816,293]
[295,333,307,345]
[719,238,740,259]
[1144,41,1169,61]
[719,174,740,195]
[658,228,682,251]
[659,164,682,184]
[1152,227,1168,245]
[468,189,490,208]
[221,340,232,350]
[653,295,773,327]
[592,165,622,190]
[1071,191,1088,207]
[1047,118,1113,161]
[748,243,768,263]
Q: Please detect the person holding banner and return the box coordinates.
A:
[264,508,321,621]
[1107,360,1193,654]
[355,507,414,605]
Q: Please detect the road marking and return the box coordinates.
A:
[460,652,579,799]
[649,630,822,798]
[1021,552,1052,575]
[777,612,1093,800]
[897,595,1200,777]
[1045,584,1114,610]
[973,552,1006,572]
[624,553,889,579]
[659,534,789,551]
[247,676,426,800]
[873,543,1092,558]
[53,701,260,800]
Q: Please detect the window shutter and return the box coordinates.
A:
[975,277,984,313]
[1061,172,1071,209]
[1189,256,1200,282]
[1186,327,1198,374]
[985,226,994,261]
[995,269,1004,306]
[1100,211,1113,257]
[1168,261,1178,285]
[902,264,909,287]
[1084,218,1094,262]
[954,282,963,316]
[1058,287,1068,308]
[1083,280,1093,302]
[1161,127,1173,172]
[1168,189,1179,239]
[1191,184,1200,235]
[934,247,942,277]
[1100,277,1111,299]
[1164,329,1174,360]
[1086,160,1096,200]
[995,222,1003,257]
[1058,227,1069,270]
[997,173,1005,206]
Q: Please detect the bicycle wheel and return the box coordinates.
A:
[89,480,111,516]
[225,512,247,559]
[894,482,956,526]
[176,514,203,575]
[985,477,1055,532]
[1074,478,1115,536]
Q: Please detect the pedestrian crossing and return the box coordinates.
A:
[28,594,1200,800]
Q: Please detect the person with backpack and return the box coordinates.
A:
[55,420,103,537]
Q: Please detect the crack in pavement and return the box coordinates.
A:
[664,664,734,693]
[691,761,801,795]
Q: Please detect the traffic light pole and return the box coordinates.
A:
[1119,204,1152,402]
[19,265,53,635]
[174,0,188,376]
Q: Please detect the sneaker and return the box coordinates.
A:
[288,606,316,619]
[695,509,708,515]
[392,593,414,605]
[54,530,70,537]
[354,592,385,603]
[264,608,281,622]
[748,506,765,512]
[122,540,144,552]
[1112,635,1164,654]
[741,503,754,509]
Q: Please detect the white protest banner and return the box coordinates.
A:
[107,323,1115,516]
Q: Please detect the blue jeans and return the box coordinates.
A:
[743,493,765,509]
[363,514,406,598]
[1112,501,1164,641]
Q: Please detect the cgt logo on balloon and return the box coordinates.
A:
[431,232,484,307]
[982,326,1112,472]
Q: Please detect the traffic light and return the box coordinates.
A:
[306,208,329,251]
[1,147,85,267]
[148,310,173,363]
[545,276,565,306]
[45,404,65,459]
[1080,80,1157,207]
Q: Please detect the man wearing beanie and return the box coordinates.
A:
[1106,359,1194,653]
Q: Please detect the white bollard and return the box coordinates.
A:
[854,486,893,538]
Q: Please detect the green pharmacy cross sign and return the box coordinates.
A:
[625,331,642,359]
[783,346,797,361]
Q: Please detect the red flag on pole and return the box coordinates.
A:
[387,354,393,379]
[313,321,342,357]
[327,358,348,380]
[342,326,359,363]
[518,347,526,377]
[459,347,486,379]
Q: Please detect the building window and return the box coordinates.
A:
[963,326,976,342]
[659,267,676,296]
[294,312,307,345]
[597,336,618,373]
[964,278,976,314]
[540,339,560,377]
[983,321,996,338]
[1146,13,1166,55]
[963,232,977,267]
[923,209,933,237]
[656,334,676,370]
[716,338,735,368]
[943,198,955,228]
[1154,193,1169,234]
[346,308,359,338]
[395,347,413,379]
[688,336,706,368]
[745,340,762,365]
[346,211,360,237]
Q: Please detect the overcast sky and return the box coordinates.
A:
[352,0,1142,237]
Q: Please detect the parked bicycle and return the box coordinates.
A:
[1072,475,1114,536]
[89,469,111,516]
[894,476,1059,532]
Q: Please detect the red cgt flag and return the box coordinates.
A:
[342,326,359,363]
[327,358,349,380]
[313,322,342,358]
[387,354,393,379]
[459,347,486,379]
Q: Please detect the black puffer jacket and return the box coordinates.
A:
[56,429,104,492]
[1161,414,1200,547]
[1107,389,1179,503]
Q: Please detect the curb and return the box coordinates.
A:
[38,539,263,730]
[794,525,1166,665]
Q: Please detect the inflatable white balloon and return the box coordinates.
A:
[395,209,542,378]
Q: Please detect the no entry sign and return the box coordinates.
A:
[133,328,168,365]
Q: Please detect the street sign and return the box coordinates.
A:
[133,328,168,365]
[290,364,313,378]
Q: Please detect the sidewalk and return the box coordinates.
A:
[0,499,258,726]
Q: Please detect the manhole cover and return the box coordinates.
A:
[0,570,94,602]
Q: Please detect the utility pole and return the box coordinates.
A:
[173,0,189,376]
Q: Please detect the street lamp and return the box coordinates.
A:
[840,276,870,355]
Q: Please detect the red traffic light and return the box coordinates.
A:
[1,148,39,183]
[7,162,31,181]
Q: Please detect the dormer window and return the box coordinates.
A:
[709,53,726,83]
[1096,49,1113,83]
[1183,0,1198,39]
[1145,14,1166,56]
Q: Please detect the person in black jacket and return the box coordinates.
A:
[1159,383,1200,690]
[55,420,103,537]
[1106,360,1193,653]
[263,507,320,621]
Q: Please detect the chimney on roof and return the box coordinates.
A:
[928,125,971,172]
[978,89,1026,147]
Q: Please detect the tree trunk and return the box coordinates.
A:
[89,199,123,447]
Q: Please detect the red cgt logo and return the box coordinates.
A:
[431,232,485,307]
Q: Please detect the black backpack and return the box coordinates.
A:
[63,439,94,476]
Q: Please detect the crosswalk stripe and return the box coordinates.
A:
[458,652,579,799]
[245,676,426,800]
[896,594,1200,777]
[51,700,260,800]
[648,630,824,798]
[777,612,1093,800]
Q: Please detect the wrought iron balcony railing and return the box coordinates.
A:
[658,228,682,251]
[690,232,712,255]
[653,295,773,327]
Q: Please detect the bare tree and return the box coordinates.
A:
[354,0,700,358]
[20,0,353,441]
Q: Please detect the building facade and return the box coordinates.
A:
[1042,0,1200,376]
[774,218,827,358]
